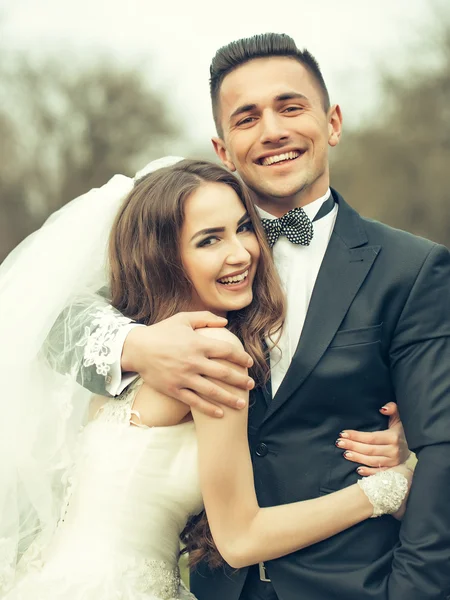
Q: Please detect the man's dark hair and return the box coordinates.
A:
[210,33,330,136]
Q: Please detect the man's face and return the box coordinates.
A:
[212,57,342,215]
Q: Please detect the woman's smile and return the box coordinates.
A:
[180,182,260,316]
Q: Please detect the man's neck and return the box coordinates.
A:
[253,185,331,218]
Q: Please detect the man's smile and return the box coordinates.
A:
[257,149,305,166]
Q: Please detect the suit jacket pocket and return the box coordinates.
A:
[329,323,383,348]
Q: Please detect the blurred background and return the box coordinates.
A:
[1,0,449,263]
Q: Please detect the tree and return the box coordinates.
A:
[331,15,450,248]
[0,54,179,262]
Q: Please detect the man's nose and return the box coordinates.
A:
[259,111,289,145]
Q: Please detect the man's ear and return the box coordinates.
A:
[328,104,343,148]
[211,137,236,171]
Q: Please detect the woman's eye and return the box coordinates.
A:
[197,237,219,248]
[237,222,254,234]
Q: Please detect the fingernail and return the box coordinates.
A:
[247,358,254,368]
[335,439,343,447]
[214,409,223,418]
[236,399,246,409]
[343,451,353,458]
[380,406,388,412]
[247,379,255,390]
[356,467,364,474]
[339,431,349,438]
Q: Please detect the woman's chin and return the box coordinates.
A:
[214,292,254,314]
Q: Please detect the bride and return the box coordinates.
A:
[0,158,412,600]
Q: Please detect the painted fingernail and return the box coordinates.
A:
[380,406,388,412]
[236,399,246,408]
[335,439,344,447]
[339,431,349,438]
[343,451,353,458]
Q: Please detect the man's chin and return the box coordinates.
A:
[258,184,308,203]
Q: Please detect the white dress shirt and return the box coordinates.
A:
[107,189,337,397]
[257,189,338,396]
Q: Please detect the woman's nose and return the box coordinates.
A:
[227,240,251,264]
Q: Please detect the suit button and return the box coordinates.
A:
[255,443,268,457]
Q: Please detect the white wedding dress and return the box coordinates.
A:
[3,382,203,600]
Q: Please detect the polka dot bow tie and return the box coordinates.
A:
[260,195,336,248]
[261,207,313,248]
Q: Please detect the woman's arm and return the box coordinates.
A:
[193,327,411,569]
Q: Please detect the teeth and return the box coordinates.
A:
[218,269,249,285]
[261,151,300,166]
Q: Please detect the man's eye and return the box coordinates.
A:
[237,116,256,126]
[283,106,302,113]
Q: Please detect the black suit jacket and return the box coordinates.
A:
[190,190,450,600]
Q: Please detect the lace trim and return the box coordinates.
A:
[3,544,195,600]
[93,379,143,426]
[121,558,182,599]
[76,305,132,377]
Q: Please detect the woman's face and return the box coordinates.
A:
[180,182,260,317]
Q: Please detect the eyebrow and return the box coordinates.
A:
[229,92,309,122]
[190,212,250,242]
[275,92,309,103]
[229,103,258,121]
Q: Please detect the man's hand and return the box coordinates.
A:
[121,312,254,417]
[336,402,411,475]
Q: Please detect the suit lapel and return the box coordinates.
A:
[261,191,381,424]
[247,343,272,430]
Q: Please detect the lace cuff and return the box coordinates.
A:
[358,470,409,517]
[76,306,134,382]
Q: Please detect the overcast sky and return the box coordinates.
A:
[2,0,437,148]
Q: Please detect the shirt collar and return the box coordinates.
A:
[256,188,332,221]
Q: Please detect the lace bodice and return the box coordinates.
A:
[5,383,202,599]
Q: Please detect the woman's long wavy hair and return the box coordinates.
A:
[108,159,285,568]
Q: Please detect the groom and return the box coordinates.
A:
[50,34,450,599]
